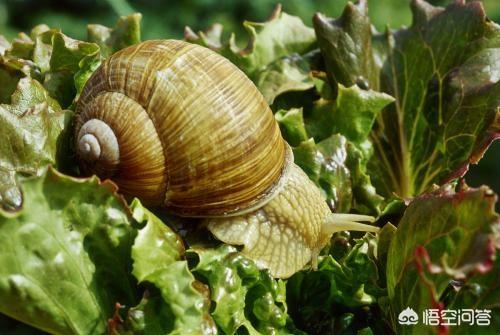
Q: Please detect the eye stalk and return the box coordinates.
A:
[322,213,378,235]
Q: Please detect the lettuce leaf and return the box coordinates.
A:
[0,169,138,334]
[87,13,142,58]
[188,245,302,335]
[0,78,70,210]
[287,232,389,334]
[276,83,392,214]
[386,184,499,334]
[26,28,100,108]
[313,1,379,92]
[306,84,394,144]
[185,5,316,104]
[124,200,216,335]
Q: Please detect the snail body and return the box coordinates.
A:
[76,40,377,278]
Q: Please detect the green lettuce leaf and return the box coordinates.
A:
[255,55,315,104]
[185,5,316,104]
[275,83,392,214]
[0,78,70,210]
[345,142,384,215]
[291,135,352,213]
[87,13,142,58]
[0,56,32,104]
[1,76,61,116]
[0,28,48,104]
[306,84,394,144]
[314,0,500,200]
[45,31,100,106]
[287,232,387,334]
[275,107,308,147]
[126,200,216,335]
[188,245,301,335]
[0,169,138,335]
[6,27,101,108]
[313,1,379,92]
[32,29,100,107]
[284,133,371,214]
[5,32,34,60]
[386,184,499,334]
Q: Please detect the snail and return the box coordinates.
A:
[75,40,378,278]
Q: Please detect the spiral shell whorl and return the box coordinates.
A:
[77,119,119,167]
[78,134,101,162]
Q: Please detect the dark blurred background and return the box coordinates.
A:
[0,0,499,197]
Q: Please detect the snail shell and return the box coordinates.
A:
[76,40,289,217]
[75,40,377,278]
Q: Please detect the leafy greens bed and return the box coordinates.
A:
[0,0,499,334]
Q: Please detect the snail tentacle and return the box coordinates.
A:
[322,213,379,235]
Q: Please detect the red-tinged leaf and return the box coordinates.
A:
[386,184,499,335]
